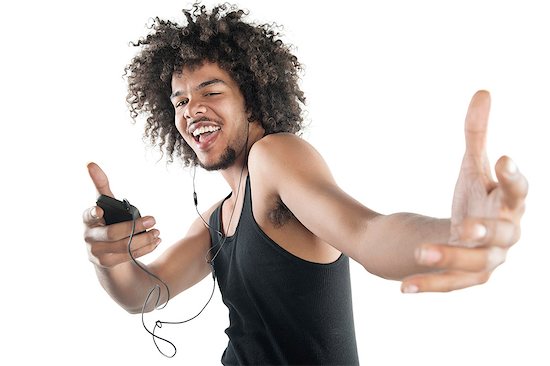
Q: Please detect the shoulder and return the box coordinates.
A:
[250,132,302,151]
[248,132,334,199]
[249,133,323,169]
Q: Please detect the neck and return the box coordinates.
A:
[220,122,264,194]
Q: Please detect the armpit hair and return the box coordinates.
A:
[269,198,295,228]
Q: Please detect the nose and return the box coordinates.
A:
[184,98,207,121]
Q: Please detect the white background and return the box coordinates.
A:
[1,0,549,365]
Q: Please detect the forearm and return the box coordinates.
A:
[359,213,450,280]
[94,261,164,314]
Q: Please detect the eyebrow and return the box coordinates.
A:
[170,78,226,100]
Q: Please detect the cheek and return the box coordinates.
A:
[174,113,187,136]
[173,114,198,149]
[176,127,193,146]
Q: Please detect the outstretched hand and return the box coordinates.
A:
[401,90,528,293]
[82,162,161,268]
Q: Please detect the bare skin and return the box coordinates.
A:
[83,62,528,314]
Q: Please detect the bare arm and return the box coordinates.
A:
[249,91,527,293]
[83,163,212,313]
[359,213,450,280]
[249,135,443,279]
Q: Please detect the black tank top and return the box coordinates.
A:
[208,176,359,365]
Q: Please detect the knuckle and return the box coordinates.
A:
[131,248,146,259]
[511,226,522,245]
[458,219,489,247]
[97,254,117,268]
[502,222,518,247]
[476,271,491,285]
[149,229,160,242]
[88,244,104,261]
[84,226,103,244]
[87,254,100,267]
[96,257,109,267]
[132,247,149,259]
[487,219,518,248]
[134,241,159,258]
[104,225,119,241]
[83,230,94,244]
[485,247,507,271]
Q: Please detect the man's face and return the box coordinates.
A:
[171,62,249,171]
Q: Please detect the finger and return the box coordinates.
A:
[87,162,114,197]
[82,205,105,225]
[458,218,520,248]
[88,229,161,255]
[87,216,157,242]
[464,90,491,158]
[415,243,507,272]
[495,156,529,210]
[401,270,492,293]
[90,239,161,268]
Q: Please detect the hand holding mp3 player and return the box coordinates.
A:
[96,194,141,225]
[85,163,156,269]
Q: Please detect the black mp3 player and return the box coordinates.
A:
[96,194,141,225]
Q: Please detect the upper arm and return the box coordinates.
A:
[249,134,380,262]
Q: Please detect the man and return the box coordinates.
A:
[83,4,528,365]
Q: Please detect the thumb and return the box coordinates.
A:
[87,162,114,197]
[464,90,491,158]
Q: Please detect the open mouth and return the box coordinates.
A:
[192,125,221,143]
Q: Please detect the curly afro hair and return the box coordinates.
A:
[124,3,306,166]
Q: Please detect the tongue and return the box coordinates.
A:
[199,131,213,143]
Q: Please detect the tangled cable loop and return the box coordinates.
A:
[125,202,217,358]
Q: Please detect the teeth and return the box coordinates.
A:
[193,125,220,137]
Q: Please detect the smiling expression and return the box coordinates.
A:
[171,62,251,171]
